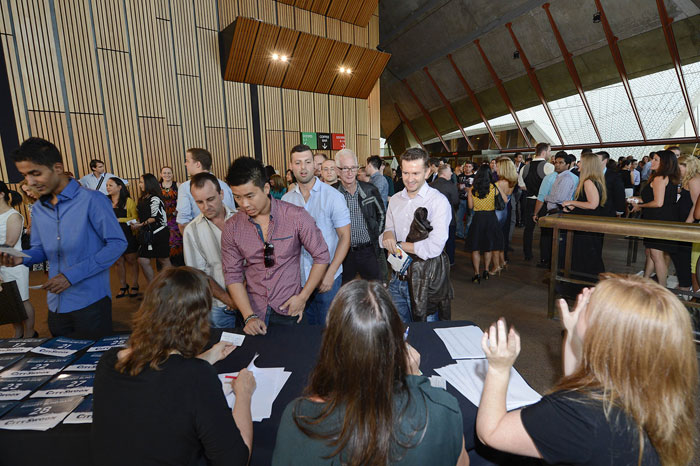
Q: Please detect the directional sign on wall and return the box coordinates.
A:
[301,132,317,150]
[331,133,345,150]
[317,133,331,150]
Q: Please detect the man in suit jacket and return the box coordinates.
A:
[597,151,626,217]
[431,164,459,265]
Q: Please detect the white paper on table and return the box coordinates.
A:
[434,326,486,359]
[0,247,29,258]
[220,332,245,347]
[435,359,541,411]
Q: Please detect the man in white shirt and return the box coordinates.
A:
[381,148,451,323]
[177,148,236,234]
[79,159,127,195]
[183,172,237,328]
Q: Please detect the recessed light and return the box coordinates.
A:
[280,55,288,62]
[339,67,345,73]
[346,68,351,74]
[272,53,279,60]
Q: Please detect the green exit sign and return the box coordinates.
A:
[301,132,317,150]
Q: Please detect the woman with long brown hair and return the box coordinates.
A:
[476,274,696,466]
[93,266,255,465]
[272,280,468,465]
[630,150,680,287]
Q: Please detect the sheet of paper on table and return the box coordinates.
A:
[434,359,541,411]
[0,396,83,431]
[62,395,92,424]
[220,332,245,347]
[434,326,486,359]
[218,354,290,422]
[0,247,29,258]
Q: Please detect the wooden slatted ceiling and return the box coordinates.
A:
[221,17,389,100]
[276,0,377,28]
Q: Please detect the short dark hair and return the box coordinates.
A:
[581,148,593,155]
[554,151,567,161]
[11,137,63,168]
[667,146,680,153]
[226,157,267,190]
[439,157,449,165]
[89,159,104,170]
[187,148,212,171]
[401,148,429,168]
[313,152,328,161]
[290,144,312,156]
[535,142,550,156]
[596,151,610,161]
[190,172,221,193]
[367,155,382,170]
[565,153,576,165]
[428,157,439,168]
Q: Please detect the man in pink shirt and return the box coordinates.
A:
[222,157,330,335]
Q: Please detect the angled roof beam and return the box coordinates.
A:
[401,79,450,152]
[505,22,564,146]
[394,103,427,151]
[656,0,698,137]
[447,54,501,150]
[473,39,532,148]
[423,67,475,150]
[542,3,603,144]
[594,0,647,141]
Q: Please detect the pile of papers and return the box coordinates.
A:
[432,325,541,411]
[218,354,290,422]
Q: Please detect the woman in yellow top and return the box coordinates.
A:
[106,177,140,298]
[465,164,504,284]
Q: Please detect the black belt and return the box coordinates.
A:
[350,243,372,251]
[394,272,409,281]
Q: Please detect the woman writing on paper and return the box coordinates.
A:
[272,279,469,465]
[93,267,256,465]
[476,274,696,465]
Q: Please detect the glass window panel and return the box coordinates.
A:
[549,93,599,145]
[584,83,644,142]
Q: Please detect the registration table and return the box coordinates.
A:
[0,321,533,466]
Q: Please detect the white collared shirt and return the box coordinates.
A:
[380,182,451,260]
[183,206,236,307]
[79,172,127,194]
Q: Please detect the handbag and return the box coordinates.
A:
[138,223,154,253]
[494,184,506,211]
[0,280,27,325]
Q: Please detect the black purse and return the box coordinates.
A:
[138,224,154,253]
[494,184,506,211]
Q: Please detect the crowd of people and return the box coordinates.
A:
[0,136,698,464]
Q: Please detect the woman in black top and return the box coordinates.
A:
[476,274,696,466]
[132,173,172,284]
[93,267,255,466]
[630,150,680,288]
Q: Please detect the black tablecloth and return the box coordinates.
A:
[0,321,538,466]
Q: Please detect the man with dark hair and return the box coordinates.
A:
[335,149,386,283]
[365,155,389,208]
[183,172,237,328]
[431,164,459,265]
[0,138,126,336]
[79,158,127,195]
[382,147,451,323]
[176,147,235,234]
[427,157,440,183]
[518,142,554,261]
[222,157,330,335]
[596,151,626,217]
[313,153,327,178]
[282,145,350,324]
[512,153,525,227]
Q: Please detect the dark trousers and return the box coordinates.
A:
[48,296,112,337]
[518,190,528,225]
[522,197,538,260]
[540,227,553,264]
[446,223,456,265]
[342,245,381,284]
[670,242,693,288]
[265,306,305,326]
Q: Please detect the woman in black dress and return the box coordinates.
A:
[561,153,607,284]
[465,164,504,284]
[630,150,680,288]
[132,173,171,284]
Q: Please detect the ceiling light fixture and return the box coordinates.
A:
[280,55,288,62]
[272,53,279,60]
[346,68,351,74]
[339,67,346,73]
[593,11,601,23]
[513,51,520,59]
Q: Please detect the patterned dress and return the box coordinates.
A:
[160,182,184,265]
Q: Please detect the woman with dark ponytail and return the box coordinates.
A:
[0,181,36,337]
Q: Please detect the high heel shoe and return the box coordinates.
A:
[481,270,489,280]
[471,274,481,284]
[490,266,503,277]
[129,286,140,298]
[116,285,129,299]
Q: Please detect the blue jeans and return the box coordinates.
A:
[456,199,468,238]
[388,277,440,323]
[305,275,342,325]
[210,305,237,329]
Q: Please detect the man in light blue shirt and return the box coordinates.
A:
[1,138,127,336]
[176,148,236,234]
[282,144,350,325]
[79,159,127,195]
[366,155,389,208]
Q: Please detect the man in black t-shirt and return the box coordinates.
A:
[456,161,475,239]
[518,143,554,261]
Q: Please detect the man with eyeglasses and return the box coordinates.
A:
[222,157,330,335]
[334,149,386,283]
[282,144,350,325]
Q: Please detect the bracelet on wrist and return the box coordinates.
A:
[244,314,258,326]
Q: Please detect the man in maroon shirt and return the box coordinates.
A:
[222,157,330,335]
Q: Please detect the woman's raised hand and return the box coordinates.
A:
[481,318,520,373]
